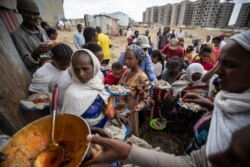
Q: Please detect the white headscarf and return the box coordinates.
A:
[62,49,110,116]
[206,31,250,165]
[171,63,206,96]
[231,30,250,52]
[186,63,205,83]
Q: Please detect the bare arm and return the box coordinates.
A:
[201,62,219,84]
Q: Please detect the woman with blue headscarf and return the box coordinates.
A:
[119,44,152,136]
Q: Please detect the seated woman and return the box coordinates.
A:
[160,63,209,136]
[63,49,126,137]
[118,44,152,136]
[29,43,73,110]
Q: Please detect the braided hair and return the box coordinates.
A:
[51,43,73,61]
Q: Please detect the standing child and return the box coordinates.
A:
[199,46,214,71]
[211,36,221,64]
[151,50,164,80]
[29,43,73,110]
[46,28,58,40]
[184,45,194,65]
[193,45,214,71]
[104,62,126,85]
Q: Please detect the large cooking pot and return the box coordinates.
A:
[0,113,91,167]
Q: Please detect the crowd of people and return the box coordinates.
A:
[1,0,250,166]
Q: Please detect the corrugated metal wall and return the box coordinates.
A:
[0,0,65,27]
[111,19,119,35]
[35,0,64,26]
[0,0,64,135]
[0,16,31,134]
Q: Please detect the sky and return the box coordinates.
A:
[63,0,250,25]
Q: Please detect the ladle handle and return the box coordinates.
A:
[52,84,59,111]
[52,84,59,144]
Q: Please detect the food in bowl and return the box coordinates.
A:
[152,80,171,89]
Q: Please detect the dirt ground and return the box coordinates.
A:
[57,26,225,65]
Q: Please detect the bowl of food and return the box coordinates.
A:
[152,80,171,90]
[0,113,91,167]
[106,85,130,96]
[176,98,201,113]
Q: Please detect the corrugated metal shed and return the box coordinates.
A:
[0,16,31,134]
[108,12,129,27]
[0,0,63,135]
[85,14,119,35]
[0,0,17,10]
[0,0,65,26]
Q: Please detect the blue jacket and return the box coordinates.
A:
[118,52,157,82]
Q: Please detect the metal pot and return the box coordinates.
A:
[0,113,91,167]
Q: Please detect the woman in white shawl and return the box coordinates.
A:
[63,49,109,126]
[81,30,250,167]
[63,49,126,137]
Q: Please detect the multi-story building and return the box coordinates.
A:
[158,4,172,25]
[142,11,146,23]
[144,6,160,24]
[152,6,160,23]
[191,0,220,27]
[215,2,234,28]
[178,0,194,26]
[235,3,250,28]
[145,8,151,23]
[170,3,180,26]
[200,0,220,27]
[191,0,205,26]
[142,0,236,28]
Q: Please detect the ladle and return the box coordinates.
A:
[33,84,64,167]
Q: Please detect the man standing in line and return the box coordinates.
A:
[96,26,112,65]
[83,27,98,45]
[12,0,52,75]
[158,26,171,49]
[74,24,85,49]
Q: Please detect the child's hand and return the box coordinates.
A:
[114,112,128,127]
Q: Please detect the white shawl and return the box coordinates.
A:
[206,89,250,157]
[172,63,206,96]
[62,49,110,116]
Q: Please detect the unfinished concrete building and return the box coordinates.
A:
[145,8,151,23]
[143,0,235,28]
[143,11,146,23]
[200,0,220,27]
[191,0,220,27]
[153,6,160,23]
[178,0,194,26]
[158,4,172,25]
[170,3,180,26]
[235,3,250,28]
[147,6,160,23]
[215,2,234,28]
[191,0,205,26]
